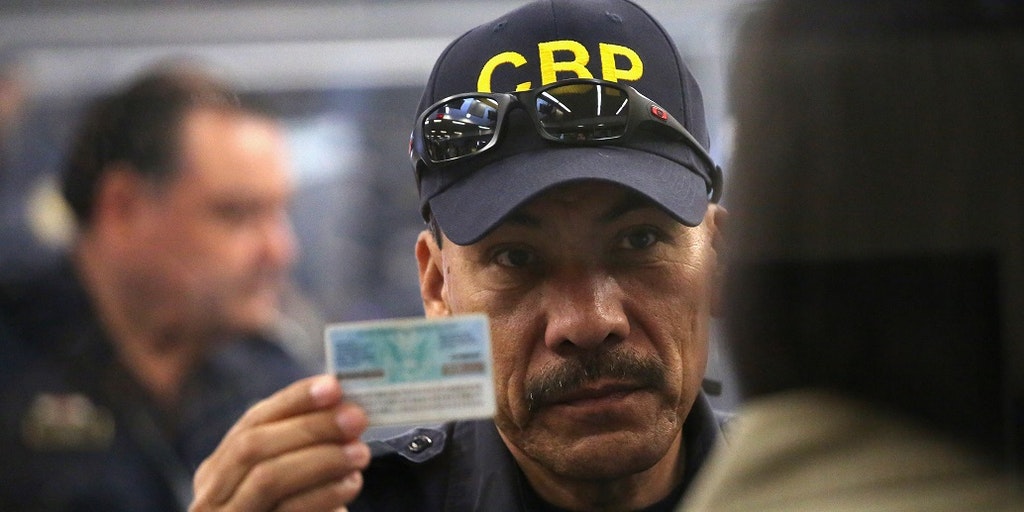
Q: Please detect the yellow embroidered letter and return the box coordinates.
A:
[538,40,593,84]
[599,43,643,82]
[478,51,530,92]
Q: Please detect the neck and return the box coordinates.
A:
[74,241,210,408]
[515,431,686,512]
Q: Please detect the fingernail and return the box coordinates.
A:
[335,408,363,435]
[343,471,363,487]
[309,376,337,406]
[343,443,370,466]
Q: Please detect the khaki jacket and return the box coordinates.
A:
[678,390,1024,512]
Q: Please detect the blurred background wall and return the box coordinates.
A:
[0,0,758,410]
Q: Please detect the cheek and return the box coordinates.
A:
[481,306,542,429]
[439,256,543,426]
[669,299,711,404]
[158,229,252,289]
[218,235,258,267]
[489,323,518,373]
[629,262,713,388]
[193,224,260,270]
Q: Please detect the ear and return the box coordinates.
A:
[415,230,452,317]
[707,204,729,318]
[90,165,150,240]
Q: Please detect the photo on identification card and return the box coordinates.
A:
[325,314,495,426]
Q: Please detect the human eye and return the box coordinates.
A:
[492,246,539,268]
[211,200,264,228]
[617,225,662,251]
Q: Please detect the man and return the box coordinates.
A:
[0,63,308,511]
[190,1,726,510]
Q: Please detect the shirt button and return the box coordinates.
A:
[407,434,433,453]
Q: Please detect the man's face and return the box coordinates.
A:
[417,181,721,481]
[127,108,296,337]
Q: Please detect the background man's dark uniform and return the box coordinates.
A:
[0,260,307,511]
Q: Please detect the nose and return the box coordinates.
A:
[542,266,630,353]
[262,212,298,271]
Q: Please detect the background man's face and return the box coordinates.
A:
[424,181,717,480]
[130,108,297,337]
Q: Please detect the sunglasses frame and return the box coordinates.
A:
[412,78,722,202]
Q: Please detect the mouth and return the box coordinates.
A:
[543,381,648,408]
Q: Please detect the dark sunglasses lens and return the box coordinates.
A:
[535,83,629,142]
[421,97,500,163]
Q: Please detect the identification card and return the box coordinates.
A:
[325,314,495,426]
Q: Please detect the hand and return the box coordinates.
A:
[190,375,370,512]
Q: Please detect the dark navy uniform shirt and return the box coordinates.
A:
[0,258,309,512]
[353,392,722,511]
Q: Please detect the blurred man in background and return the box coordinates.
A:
[0,62,310,511]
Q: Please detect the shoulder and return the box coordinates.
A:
[354,419,519,512]
[679,391,1024,512]
[0,258,90,350]
[0,259,95,382]
[353,424,453,512]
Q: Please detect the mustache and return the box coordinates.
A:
[524,350,667,413]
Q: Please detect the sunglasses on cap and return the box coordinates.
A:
[410,78,722,202]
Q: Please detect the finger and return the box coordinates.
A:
[228,402,369,473]
[263,400,369,447]
[228,442,370,511]
[274,472,363,512]
[195,402,368,507]
[229,375,342,435]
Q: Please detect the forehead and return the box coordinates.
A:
[173,108,291,191]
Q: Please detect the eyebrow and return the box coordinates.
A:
[500,192,658,228]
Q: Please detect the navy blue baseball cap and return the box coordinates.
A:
[413,0,721,245]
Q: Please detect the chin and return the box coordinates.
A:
[520,418,677,480]
[545,433,667,479]
[226,302,280,336]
